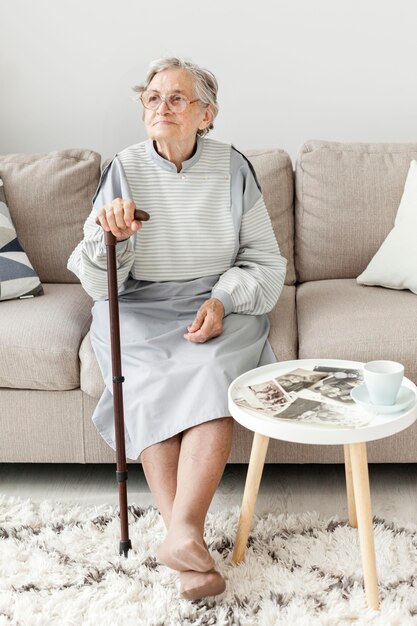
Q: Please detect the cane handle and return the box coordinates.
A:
[95,209,150,226]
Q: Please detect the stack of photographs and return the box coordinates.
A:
[234,366,372,428]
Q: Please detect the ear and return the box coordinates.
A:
[198,104,214,132]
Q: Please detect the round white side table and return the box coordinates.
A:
[228,358,417,611]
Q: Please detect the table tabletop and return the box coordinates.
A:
[228,358,417,445]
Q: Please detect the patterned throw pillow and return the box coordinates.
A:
[0,178,43,301]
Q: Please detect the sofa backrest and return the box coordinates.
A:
[9,140,413,288]
[295,140,417,282]
[245,149,295,285]
[0,149,101,283]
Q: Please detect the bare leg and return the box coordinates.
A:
[157,416,233,574]
[174,416,234,531]
[141,417,233,599]
[177,416,232,599]
[140,433,181,529]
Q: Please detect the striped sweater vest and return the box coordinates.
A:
[117,138,236,282]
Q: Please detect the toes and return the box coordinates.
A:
[179,570,226,601]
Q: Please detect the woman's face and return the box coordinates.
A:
[143,68,213,145]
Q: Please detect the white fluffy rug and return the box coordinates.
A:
[1,496,417,626]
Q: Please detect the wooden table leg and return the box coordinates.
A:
[344,444,357,528]
[348,442,379,610]
[231,432,270,564]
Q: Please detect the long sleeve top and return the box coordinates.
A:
[67,136,287,315]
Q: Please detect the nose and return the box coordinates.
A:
[156,98,170,114]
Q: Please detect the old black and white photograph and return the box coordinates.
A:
[235,365,372,427]
[247,379,292,412]
[274,368,328,394]
[310,367,363,404]
[234,397,285,417]
[274,397,370,428]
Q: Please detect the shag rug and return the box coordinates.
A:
[1,496,417,626]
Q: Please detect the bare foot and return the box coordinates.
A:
[157,524,214,572]
[179,569,226,601]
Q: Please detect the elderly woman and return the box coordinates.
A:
[68,57,286,600]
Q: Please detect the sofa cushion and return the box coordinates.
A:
[295,140,417,282]
[0,283,93,390]
[0,149,101,283]
[0,388,86,462]
[245,149,295,285]
[80,331,105,398]
[0,179,43,300]
[267,285,297,361]
[79,285,298,399]
[297,279,417,384]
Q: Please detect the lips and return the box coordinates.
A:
[153,120,177,126]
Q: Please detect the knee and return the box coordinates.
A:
[141,433,182,460]
[219,415,234,428]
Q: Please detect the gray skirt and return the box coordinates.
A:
[90,275,276,460]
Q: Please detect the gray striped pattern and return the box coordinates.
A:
[118,139,235,281]
[68,137,286,315]
[70,234,133,300]
[213,196,286,314]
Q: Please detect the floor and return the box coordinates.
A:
[1,463,417,524]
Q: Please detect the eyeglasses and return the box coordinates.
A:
[141,91,201,113]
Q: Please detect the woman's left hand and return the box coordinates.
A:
[184,298,225,343]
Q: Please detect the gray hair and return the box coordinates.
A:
[132,57,218,137]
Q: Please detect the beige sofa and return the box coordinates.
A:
[1,140,417,464]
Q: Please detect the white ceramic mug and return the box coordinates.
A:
[363,360,404,406]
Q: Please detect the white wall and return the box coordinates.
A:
[1,0,416,164]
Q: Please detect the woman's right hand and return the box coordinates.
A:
[96,198,144,241]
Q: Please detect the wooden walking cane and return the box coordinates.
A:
[96,208,150,557]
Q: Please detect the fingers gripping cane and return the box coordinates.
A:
[96,209,150,557]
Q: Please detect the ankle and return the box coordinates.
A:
[168,515,205,536]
